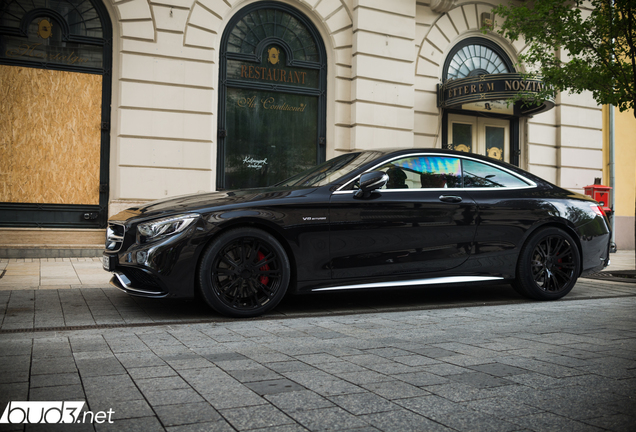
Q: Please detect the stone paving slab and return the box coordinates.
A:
[0,252,634,430]
[0,258,111,291]
[0,297,634,431]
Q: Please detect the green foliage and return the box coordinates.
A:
[490,0,636,116]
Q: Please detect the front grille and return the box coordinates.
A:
[105,223,125,252]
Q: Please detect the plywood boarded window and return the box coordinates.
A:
[0,65,102,205]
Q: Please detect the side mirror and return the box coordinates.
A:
[354,171,388,199]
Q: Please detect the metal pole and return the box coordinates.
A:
[609,103,616,251]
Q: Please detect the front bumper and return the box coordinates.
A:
[102,219,204,299]
[109,272,169,298]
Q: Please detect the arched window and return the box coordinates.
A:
[443,38,514,81]
[226,8,319,62]
[218,2,327,190]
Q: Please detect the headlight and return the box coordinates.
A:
[137,214,199,243]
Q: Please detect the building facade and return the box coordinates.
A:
[0,0,605,231]
[603,105,635,250]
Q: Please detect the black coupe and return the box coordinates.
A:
[103,149,611,317]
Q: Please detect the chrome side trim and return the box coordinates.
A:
[333,185,536,195]
[311,276,504,292]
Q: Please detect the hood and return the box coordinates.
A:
[109,186,317,222]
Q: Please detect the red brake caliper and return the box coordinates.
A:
[257,251,269,285]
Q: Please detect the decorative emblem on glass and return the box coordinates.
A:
[37,20,53,39]
[488,147,503,160]
[455,144,471,153]
[267,47,280,65]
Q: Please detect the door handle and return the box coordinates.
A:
[439,195,462,203]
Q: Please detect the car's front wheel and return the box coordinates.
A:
[513,227,581,300]
[198,228,290,317]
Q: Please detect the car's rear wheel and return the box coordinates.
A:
[198,228,290,317]
[513,227,581,300]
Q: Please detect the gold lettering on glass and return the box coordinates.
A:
[5,43,89,65]
[236,96,307,113]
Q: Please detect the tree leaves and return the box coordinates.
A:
[491,0,636,117]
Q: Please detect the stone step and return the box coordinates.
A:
[0,228,105,258]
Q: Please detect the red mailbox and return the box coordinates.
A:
[584,184,612,215]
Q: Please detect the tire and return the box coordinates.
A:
[513,227,581,300]
[198,228,290,318]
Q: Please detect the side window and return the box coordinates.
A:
[377,156,462,189]
[463,159,529,188]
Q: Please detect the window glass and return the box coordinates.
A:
[485,126,505,160]
[226,8,319,62]
[463,159,528,188]
[452,123,473,153]
[224,87,318,189]
[0,0,105,69]
[376,156,462,189]
[279,152,381,187]
[0,0,103,38]
[446,44,509,80]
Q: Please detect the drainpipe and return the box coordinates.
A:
[609,104,616,252]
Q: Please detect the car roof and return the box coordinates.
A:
[371,147,498,159]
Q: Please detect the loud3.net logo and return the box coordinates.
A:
[0,402,114,424]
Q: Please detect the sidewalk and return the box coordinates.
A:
[604,249,635,271]
[1,251,634,291]
[0,257,111,291]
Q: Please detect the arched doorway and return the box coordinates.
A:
[440,37,520,166]
[217,2,327,190]
[0,0,112,228]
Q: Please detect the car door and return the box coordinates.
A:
[328,154,478,280]
[460,157,540,277]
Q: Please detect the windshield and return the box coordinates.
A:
[276,152,382,187]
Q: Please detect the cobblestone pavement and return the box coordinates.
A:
[0,252,634,431]
[0,297,635,432]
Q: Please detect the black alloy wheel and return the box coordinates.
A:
[513,227,581,300]
[198,228,290,317]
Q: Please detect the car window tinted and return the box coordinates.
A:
[463,159,529,188]
[377,156,462,189]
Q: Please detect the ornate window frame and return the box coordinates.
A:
[217,2,327,190]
